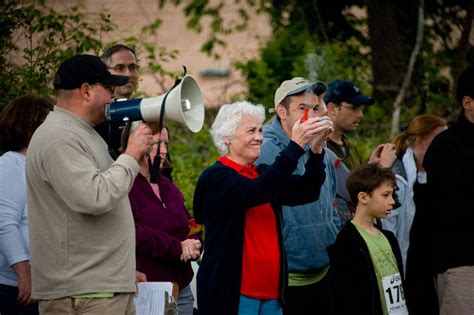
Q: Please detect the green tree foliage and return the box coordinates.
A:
[0,0,114,109]
[166,0,472,160]
[0,0,207,214]
[167,111,219,210]
[165,0,472,113]
[237,27,310,108]
[114,16,180,96]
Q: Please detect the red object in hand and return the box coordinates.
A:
[301,108,309,123]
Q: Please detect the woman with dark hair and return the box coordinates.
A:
[129,123,202,315]
[0,95,53,315]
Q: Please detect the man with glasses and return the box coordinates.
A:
[324,80,396,224]
[26,54,154,314]
[325,80,376,169]
[96,44,140,156]
[100,44,140,99]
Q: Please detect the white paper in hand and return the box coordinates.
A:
[134,282,174,315]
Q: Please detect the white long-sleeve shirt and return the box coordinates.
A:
[0,151,30,287]
[381,147,417,274]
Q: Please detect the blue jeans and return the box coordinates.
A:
[178,285,195,315]
[238,295,282,315]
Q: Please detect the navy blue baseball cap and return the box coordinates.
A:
[324,80,375,106]
[53,54,128,90]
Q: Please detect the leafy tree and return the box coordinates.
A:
[0,0,204,213]
[159,0,471,165]
[0,0,114,109]
[167,112,219,210]
[164,0,472,114]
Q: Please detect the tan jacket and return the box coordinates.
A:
[26,106,138,300]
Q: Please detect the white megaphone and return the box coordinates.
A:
[105,75,204,133]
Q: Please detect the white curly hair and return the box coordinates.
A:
[210,101,266,156]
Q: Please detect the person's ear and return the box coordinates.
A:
[326,102,337,118]
[224,136,232,147]
[275,104,287,121]
[462,96,473,111]
[358,191,369,205]
[79,83,93,101]
[415,136,424,147]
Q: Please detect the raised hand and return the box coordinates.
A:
[291,116,334,153]
[369,143,397,168]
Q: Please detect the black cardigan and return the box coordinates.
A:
[421,113,474,274]
[404,113,474,314]
[193,141,326,315]
[327,221,405,315]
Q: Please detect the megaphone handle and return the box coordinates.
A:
[120,120,132,154]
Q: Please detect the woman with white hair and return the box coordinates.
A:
[193,101,333,315]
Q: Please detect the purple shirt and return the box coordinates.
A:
[129,173,201,290]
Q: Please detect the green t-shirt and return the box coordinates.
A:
[71,292,114,299]
[288,266,329,286]
[352,222,401,315]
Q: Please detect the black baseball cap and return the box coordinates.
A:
[324,80,375,106]
[53,54,128,90]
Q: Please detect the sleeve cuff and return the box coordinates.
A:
[7,254,30,266]
[417,171,427,184]
[283,141,306,161]
[116,154,140,172]
[308,147,325,162]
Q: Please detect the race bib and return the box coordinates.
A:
[382,273,408,314]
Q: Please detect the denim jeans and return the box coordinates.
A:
[177,285,195,315]
[238,295,282,315]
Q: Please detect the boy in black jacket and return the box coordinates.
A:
[327,164,407,315]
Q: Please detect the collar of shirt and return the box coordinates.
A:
[218,156,258,179]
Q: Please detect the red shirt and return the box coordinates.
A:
[219,157,280,299]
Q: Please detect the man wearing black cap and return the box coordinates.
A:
[325,80,396,170]
[324,80,396,226]
[26,54,154,314]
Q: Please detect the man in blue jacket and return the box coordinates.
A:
[256,77,340,314]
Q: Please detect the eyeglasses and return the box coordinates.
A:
[92,83,115,94]
[340,103,364,112]
[108,64,140,73]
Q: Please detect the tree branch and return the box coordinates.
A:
[391,0,424,137]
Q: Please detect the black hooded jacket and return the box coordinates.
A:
[327,221,405,315]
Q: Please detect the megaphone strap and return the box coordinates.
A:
[150,66,187,184]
